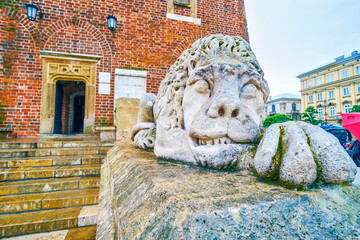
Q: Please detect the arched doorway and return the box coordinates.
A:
[54,81,86,134]
[39,52,100,134]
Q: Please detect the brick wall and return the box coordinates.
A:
[0,0,248,137]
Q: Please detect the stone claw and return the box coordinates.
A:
[254,121,357,188]
[132,127,156,150]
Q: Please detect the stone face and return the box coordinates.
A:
[132,35,270,168]
[97,145,360,239]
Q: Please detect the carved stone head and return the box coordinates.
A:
[153,35,270,168]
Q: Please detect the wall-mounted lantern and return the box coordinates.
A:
[107,12,117,31]
[26,2,43,21]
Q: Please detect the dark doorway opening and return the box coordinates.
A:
[54,81,86,134]
[73,95,85,133]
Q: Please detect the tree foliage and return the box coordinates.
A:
[350,105,360,113]
[301,106,322,125]
[263,114,295,128]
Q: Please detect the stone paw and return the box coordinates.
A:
[131,123,156,150]
[254,121,357,188]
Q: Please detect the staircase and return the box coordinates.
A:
[0,137,113,239]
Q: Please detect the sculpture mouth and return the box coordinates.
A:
[195,136,237,146]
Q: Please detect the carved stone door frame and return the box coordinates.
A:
[39,51,101,134]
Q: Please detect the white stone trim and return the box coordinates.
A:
[115,69,147,77]
[166,13,201,25]
[78,205,98,227]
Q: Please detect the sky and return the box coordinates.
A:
[244,0,360,97]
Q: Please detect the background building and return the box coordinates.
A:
[0,0,248,137]
[266,93,301,120]
[298,51,360,123]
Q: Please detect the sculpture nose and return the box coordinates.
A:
[208,97,240,119]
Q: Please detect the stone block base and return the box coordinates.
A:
[97,144,360,239]
[96,127,115,142]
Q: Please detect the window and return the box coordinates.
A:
[318,108,323,118]
[308,80,313,88]
[292,103,296,111]
[356,66,360,75]
[272,105,276,112]
[342,70,348,79]
[329,106,335,117]
[343,87,350,96]
[317,93,322,101]
[309,95,313,102]
[167,0,198,21]
[174,0,190,4]
[328,90,334,99]
[327,74,333,83]
[316,78,321,86]
[344,104,351,113]
[358,84,360,94]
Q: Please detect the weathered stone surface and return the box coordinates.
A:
[96,127,116,142]
[115,98,140,142]
[254,125,280,177]
[78,205,98,227]
[2,230,69,240]
[280,123,317,187]
[97,144,360,239]
[255,122,357,188]
[0,207,81,237]
[297,121,357,184]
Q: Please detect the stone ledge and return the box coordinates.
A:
[166,13,201,25]
[97,144,360,239]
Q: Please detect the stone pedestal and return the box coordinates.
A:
[115,98,139,142]
[96,127,115,142]
[97,144,360,240]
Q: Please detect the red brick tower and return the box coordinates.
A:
[0,0,248,137]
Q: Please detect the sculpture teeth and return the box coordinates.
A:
[197,137,234,146]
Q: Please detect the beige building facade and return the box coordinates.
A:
[266,94,302,120]
[298,51,360,123]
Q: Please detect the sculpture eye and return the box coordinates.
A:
[241,84,257,98]
[194,80,210,94]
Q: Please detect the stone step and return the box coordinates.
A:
[0,205,98,238]
[0,140,114,149]
[2,225,97,240]
[0,165,101,181]
[0,177,100,196]
[0,155,105,168]
[0,189,99,214]
[0,146,112,158]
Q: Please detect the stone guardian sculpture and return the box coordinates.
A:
[131,34,357,189]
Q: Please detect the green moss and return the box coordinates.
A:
[83,125,94,134]
[120,66,147,71]
[272,126,285,181]
[98,118,109,127]
[263,114,295,128]
[0,0,20,12]
[304,133,323,185]
[5,27,16,32]
[174,2,191,7]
